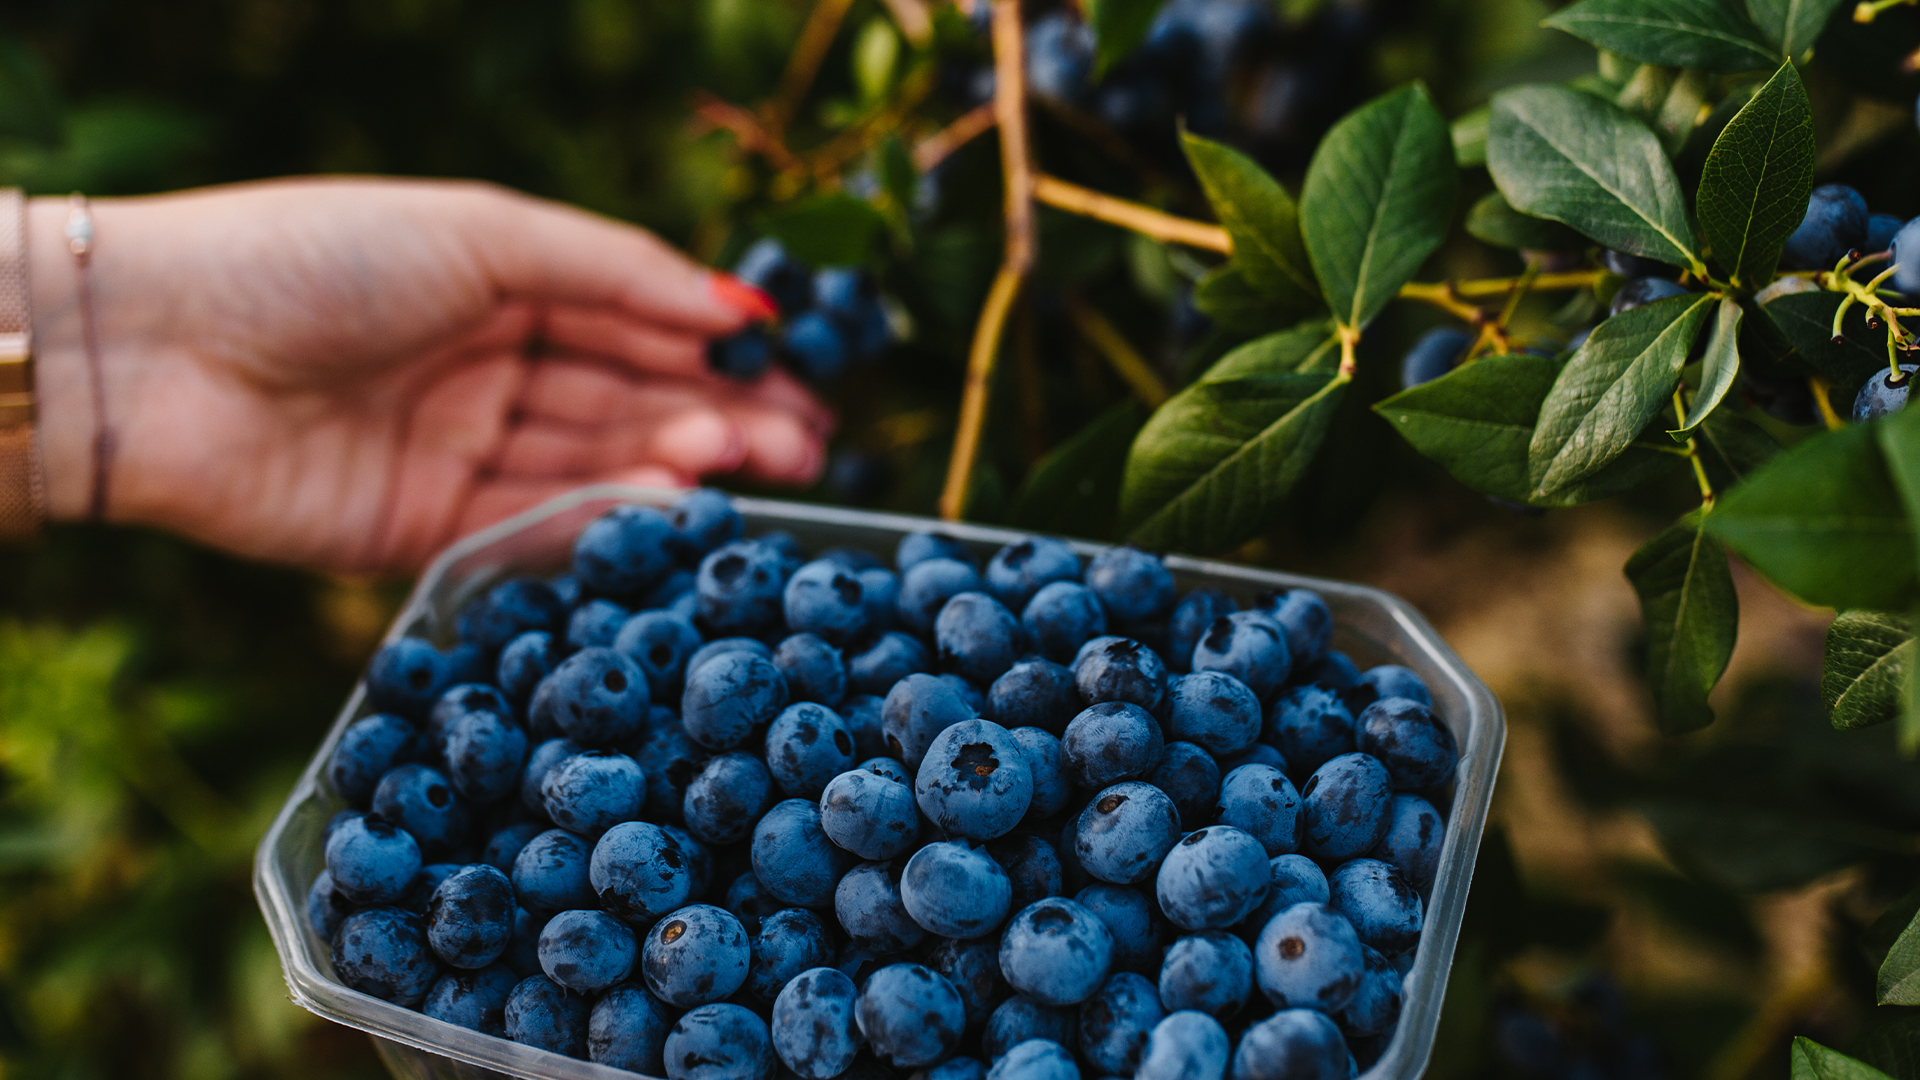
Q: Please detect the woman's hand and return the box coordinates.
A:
[28,177,832,574]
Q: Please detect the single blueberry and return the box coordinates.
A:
[1400,327,1472,388]
[736,238,813,313]
[820,766,921,861]
[540,647,651,747]
[512,828,597,914]
[1232,1008,1349,1080]
[1216,764,1302,857]
[986,658,1080,735]
[882,672,978,770]
[371,764,469,859]
[1253,902,1364,1012]
[481,821,545,875]
[1266,685,1355,781]
[984,995,1076,1060]
[1000,897,1114,1006]
[849,632,932,696]
[1164,672,1261,756]
[1085,547,1175,627]
[928,935,1007,1026]
[425,682,512,766]
[1327,857,1423,954]
[859,567,900,632]
[753,799,857,908]
[660,824,714,900]
[459,577,567,654]
[549,574,583,608]
[1135,1010,1231,1080]
[1253,590,1331,669]
[856,963,966,1067]
[637,719,708,825]
[785,559,873,647]
[985,537,1082,614]
[696,540,789,637]
[1076,781,1182,885]
[1374,793,1445,894]
[1358,696,1458,790]
[331,907,440,1006]
[1893,217,1920,294]
[898,531,975,571]
[590,820,695,923]
[1158,931,1254,1019]
[989,1040,1079,1080]
[1781,183,1869,270]
[987,833,1065,913]
[682,650,790,751]
[1340,945,1404,1036]
[1855,364,1916,420]
[1168,590,1237,675]
[684,752,776,845]
[1062,702,1165,790]
[1249,855,1332,932]
[1191,612,1291,701]
[423,963,520,1036]
[1299,649,1361,690]
[667,488,745,562]
[574,504,679,601]
[1025,9,1096,101]
[307,869,354,940]
[768,702,859,799]
[541,750,645,837]
[840,695,891,759]
[612,610,704,703]
[589,982,676,1073]
[1869,212,1905,254]
[915,718,1034,840]
[772,966,863,1079]
[1072,636,1169,711]
[1079,971,1166,1074]
[427,864,516,969]
[898,557,984,635]
[1008,726,1071,821]
[1149,742,1222,827]
[747,907,835,1004]
[538,908,638,993]
[497,631,563,707]
[782,310,853,383]
[568,598,631,650]
[1299,753,1393,861]
[366,637,454,721]
[1022,581,1109,663]
[901,840,1014,938]
[329,714,419,807]
[643,903,751,1006]
[688,636,774,679]
[664,1003,775,1080]
[775,633,850,707]
[936,591,1026,685]
[1608,276,1689,317]
[1350,665,1430,708]
[505,973,590,1057]
[837,859,927,953]
[444,708,529,805]
[1156,826,1270,931]
[1075,883,1160,975]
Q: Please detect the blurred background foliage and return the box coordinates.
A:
[5,0,1920,1078]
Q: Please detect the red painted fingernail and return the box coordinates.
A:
[712,273,779,321]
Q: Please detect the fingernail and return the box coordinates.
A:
[711,273,779,321]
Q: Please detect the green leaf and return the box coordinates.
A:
[1192,264,1292,335]
[1696,63,1814,289]
[1746,0,1848,58]
[1793,1038,1898,1080]
[1671,299,1743,438]
[1706,421,1919,611]
[760,194,887,265]
[1822,611,1913,731]
[1374,352,1679,505]
[1887,906,1920,1003]
[1452,105,1489,166]
[1529,293,1715,497]
[1086,0,1162,76]
[1488,84,1701,271]
[1465,191,1587,251]
[1852,1015,1920,1080]
[1202,321,1340,378]
[1181,132,1321,314]
[1625,508,1740,734]
[1696,405,1781,490]
[1299,83,1457,332]
[1543,0,1781,71]
[1878,402,1920,571]
[1120,324,1347,552]
[1006,400,1147,536]
[1761,290,1891,388]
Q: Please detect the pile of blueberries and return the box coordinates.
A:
[311,489,1457,1080]
[706,240,893,385]
[1401,182,1917,422]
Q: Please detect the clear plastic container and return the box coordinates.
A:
[254,485,1505,1080]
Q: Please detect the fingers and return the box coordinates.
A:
[462,186,763,337]
[521,355,835,436]
[499,410,746,479]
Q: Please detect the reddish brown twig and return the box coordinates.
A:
[913,104,998,173]
[691,92,802,172]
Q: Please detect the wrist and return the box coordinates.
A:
[28,195,94,521]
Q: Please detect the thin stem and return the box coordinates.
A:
[1067,298,1172,406]
[1672,389,1715,504]
[765,0,858,137]
[939,0,1034,521]
[1855,0,1913,23]
[1494,262,1541,334]
[691,92,803,172]
[1811,375,1847,430]
[1449,270,1603,297]
[912,103,996,172]
[1398,281,1485,323]
[1032,175,1232,252]
[1336,326,1361,379]
[878,0,933,47]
